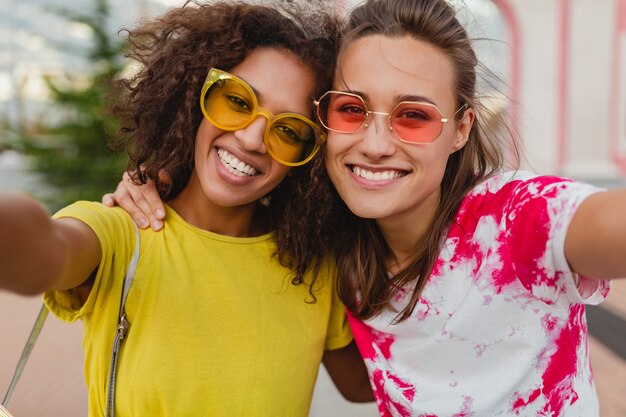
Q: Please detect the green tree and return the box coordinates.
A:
[20,0,127,211]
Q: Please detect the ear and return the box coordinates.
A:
[450,107,475,153]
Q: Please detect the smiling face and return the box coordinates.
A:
[324,35,474,234]
[172,47,316,234]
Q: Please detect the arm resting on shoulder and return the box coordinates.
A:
[102,171,166,231]
[565,189,626,279]
[322,340,374,402]
[0,192,101,295]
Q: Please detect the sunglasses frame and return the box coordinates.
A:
[314,90,468,144]
[200,68,325,167]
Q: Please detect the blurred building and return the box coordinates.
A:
[491,0,626,180]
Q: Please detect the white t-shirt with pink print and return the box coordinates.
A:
[348,171,610,417]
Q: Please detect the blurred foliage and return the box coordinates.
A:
[19,0,127,211]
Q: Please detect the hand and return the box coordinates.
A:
[102,171,166,231]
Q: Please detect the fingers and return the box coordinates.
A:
[102,193,116,207]
[111,172,166,231]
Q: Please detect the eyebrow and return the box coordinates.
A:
[233,74,313,116]
[238,75,263,101]
[340,89,438,107]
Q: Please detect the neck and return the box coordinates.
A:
[377,188,441,274]
[169,183,269,238]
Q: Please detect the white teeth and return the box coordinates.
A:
[352,166,404,181]
[217,149,258,177]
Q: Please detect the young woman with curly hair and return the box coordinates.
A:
[0,1,373,415]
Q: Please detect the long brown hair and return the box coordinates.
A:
[300,0,519,320]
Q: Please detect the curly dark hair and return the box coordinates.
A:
[110,0,341,294]
[112,0,338,195]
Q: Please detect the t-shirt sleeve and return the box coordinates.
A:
[320,261,353,351]
[504,175,610,305]
[43,202,136,322]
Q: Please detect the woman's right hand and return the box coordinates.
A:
[102,171,166,231]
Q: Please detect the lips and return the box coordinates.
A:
[217,148,259,177]
[351,165,407,181]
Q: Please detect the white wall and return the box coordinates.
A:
[493,0,625,179]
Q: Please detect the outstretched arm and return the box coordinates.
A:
[565,189,626,279]
[102,171,166,231]
[0,192,101,295]
[322,341,374,402]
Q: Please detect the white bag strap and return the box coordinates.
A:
[2,304,49,407]
[106,223,140,417]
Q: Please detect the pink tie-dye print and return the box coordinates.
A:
[348,172,610,417]
[348,312,415,417]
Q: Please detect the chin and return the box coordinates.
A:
[341,198,389,220]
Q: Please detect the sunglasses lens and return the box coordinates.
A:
[266,116,318,164]
[202,69,320,166]
[391,102,443,143]
[203,78,255,129]
[317,92,366,133]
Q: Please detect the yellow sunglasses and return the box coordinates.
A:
[200,68,325,167]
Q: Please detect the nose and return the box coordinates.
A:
[357,112,396,160]
[233,115,268,153]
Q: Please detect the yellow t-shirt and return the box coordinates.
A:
[44,202,351,417]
